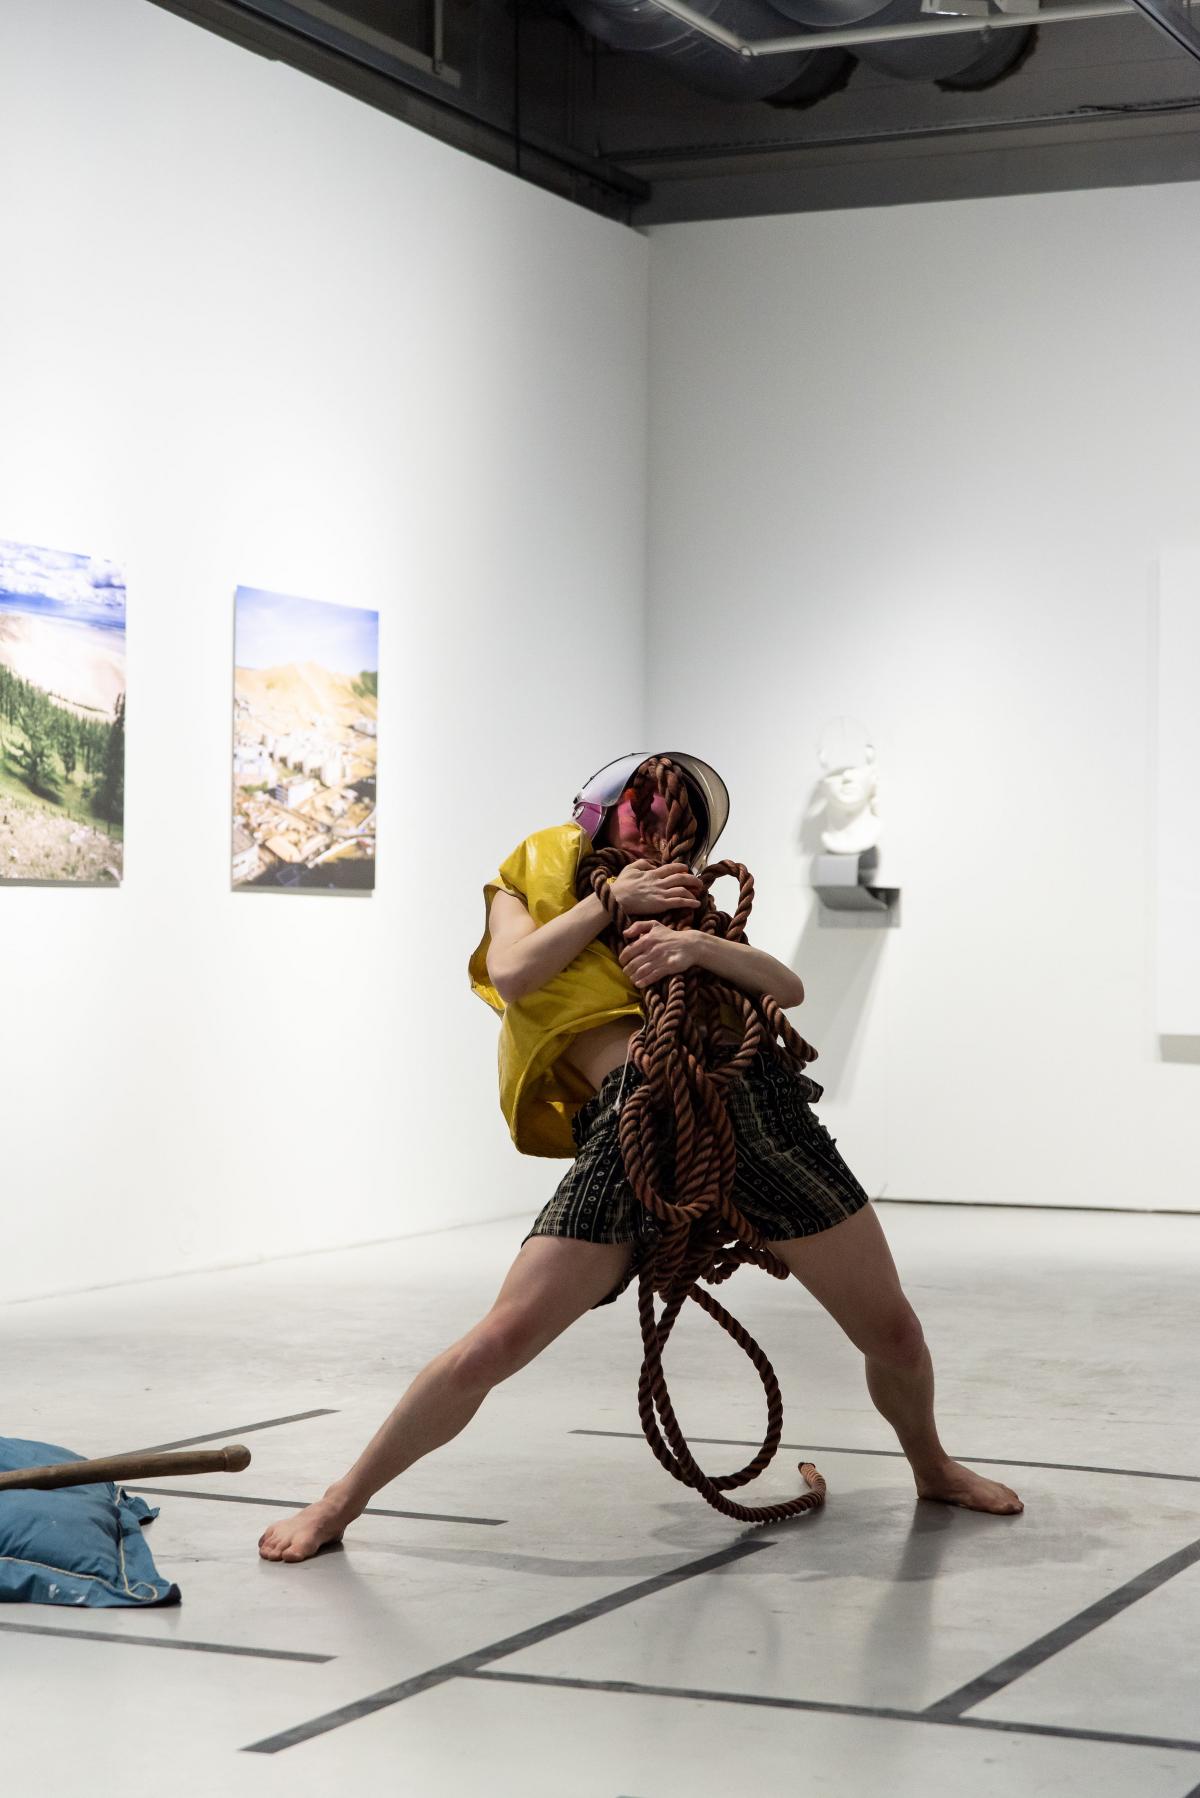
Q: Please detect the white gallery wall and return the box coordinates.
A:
[6,4,1199,1307]
[0,0,649,1300]
[645,187,1200,1210]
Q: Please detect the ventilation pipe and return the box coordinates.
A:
[570,0,852,99]
[769,0,1035,82]
[567,0,1035,100]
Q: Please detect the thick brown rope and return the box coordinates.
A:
[575,755,828,1524]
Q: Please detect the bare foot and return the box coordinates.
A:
[915,1459,1023,1515]
[258,1494,355,1562]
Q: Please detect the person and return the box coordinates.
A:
[258,752,1019,1563]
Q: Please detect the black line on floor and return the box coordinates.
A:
[241,1539,772,1753]
[0,1619,331,1663]
[925,1533,1200,1719]
[138,1408,339,1452]
[464,1669,1200,1756]
[574,1432,1200,1736]
[126,1485,505,1527]
[571,1429,1200,1487]
[874,1196,1200,1219]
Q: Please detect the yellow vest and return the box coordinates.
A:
[468,822,643,1158]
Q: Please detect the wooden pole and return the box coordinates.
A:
[0,1444,252,1493]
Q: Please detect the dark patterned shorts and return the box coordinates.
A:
[524,1048,871,1307]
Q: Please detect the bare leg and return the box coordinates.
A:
[773,1205,1022,1515]
[259,1236,633,1562]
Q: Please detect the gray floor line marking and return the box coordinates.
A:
[571,1429,1200,1486]
[949,1714,1200,1753]
[874,1197,1200,1218]
[924,1532,1200,1719]
[126,1485,505,1526]
[242,1539,772,1754]
[139,1408,339,1452]
[0,1620,332,1663]
[464,1670,1200,1756]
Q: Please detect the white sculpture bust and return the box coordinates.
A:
[815,720,881,855]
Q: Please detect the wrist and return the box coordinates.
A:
[586,890,612,933]
[689,929,713,970]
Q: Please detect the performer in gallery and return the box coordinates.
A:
[259,752,1020,1562]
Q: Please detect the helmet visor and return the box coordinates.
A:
[572,751,729,868]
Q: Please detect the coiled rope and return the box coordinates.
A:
[576,755,827,1524]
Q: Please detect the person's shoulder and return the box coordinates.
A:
[523,822,592,884]
[501,821,587,873]
[496,822,589,908]
[523,820,588,856]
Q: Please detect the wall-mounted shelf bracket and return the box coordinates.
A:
[812,850,900,923]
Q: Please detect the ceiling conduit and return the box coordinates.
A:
[565,0,1036,100]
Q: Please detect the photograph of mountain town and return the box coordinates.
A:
[0,536,126,885]
[233,585,378,892]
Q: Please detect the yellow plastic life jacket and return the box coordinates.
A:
[468,821,643,1158]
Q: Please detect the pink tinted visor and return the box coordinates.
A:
[571,751,729,869]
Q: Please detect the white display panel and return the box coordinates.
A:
[1156,551,1200,1038]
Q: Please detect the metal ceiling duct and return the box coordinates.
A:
[567,0,1035,98]
[568,0,853,98]
[854,10,1033,85]
[767,0,1037,82]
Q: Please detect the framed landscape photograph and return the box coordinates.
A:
[0,536,126,885]
[232,585,378,893]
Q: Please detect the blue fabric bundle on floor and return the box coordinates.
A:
[0,1437,180,1607]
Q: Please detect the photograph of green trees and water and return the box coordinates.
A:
[0,536,126,884]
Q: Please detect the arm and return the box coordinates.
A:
[486,888,610,1004]
[693,932,805,1008]
[620,921,805,1009]
[486,860,705,1004]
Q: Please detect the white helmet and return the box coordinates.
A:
[572,752,730,870]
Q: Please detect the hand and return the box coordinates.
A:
[619,921,702,989]
[610,859,704,920]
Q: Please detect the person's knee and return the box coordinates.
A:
[865,1304,926,1370]
[452,1307,543,1390]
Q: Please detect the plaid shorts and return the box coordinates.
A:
[524,1048,870,1306]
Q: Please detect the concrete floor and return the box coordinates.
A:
[3,1201,1200,1797]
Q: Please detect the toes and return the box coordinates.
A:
[917,1474,1024,1515]
[257,1508,345,1563]
[281,1533,321,1561]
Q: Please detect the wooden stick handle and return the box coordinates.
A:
[0,1444,252,1493]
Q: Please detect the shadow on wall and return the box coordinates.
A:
[1160,1037,1200,1064]
[786,795,888,1103]
[788,907,886,1104]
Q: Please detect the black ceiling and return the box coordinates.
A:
[150,0,1200,223]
